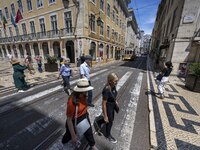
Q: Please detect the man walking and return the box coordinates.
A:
[79,55,94,107]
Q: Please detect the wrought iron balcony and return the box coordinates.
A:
[0,27,74,44]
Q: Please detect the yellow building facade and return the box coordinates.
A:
[0,0,129,64]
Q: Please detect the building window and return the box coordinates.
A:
[5,7,9,19]
[39,18,46,33]
[107,26,110,38]
[37,0,44,8]
[107,3,110,17]
[0,30,2,38]
[9,27,13,37]
[112,10,115,22]
[49,0,56,4]
[51,15,58,30]
[22,23,27,35]
[27,0,32,11]
[100,0,104,11]
[91,0,96,3]
[116,15,118,25]
[90,14,96,32]
[112,29,114,39]
[4,29,8,37]
[120,20,121,28]
[15,26,19,36]
[30,21,36,34]
[0,10,2,20]
[11,4,16,16]
[17,0,23,12]
[100,22,104,35]
[64,11,72,33]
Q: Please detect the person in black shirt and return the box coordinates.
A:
[157,61,173,99]
[102,73,119,144]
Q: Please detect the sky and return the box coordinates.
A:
[129,0,161,35]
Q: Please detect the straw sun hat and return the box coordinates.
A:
[73,79,94,92]
[11,59,20,65]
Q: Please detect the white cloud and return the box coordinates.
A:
[144,16,155,24]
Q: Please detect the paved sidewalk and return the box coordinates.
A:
[148,58,200,149]
[0,58,118,90]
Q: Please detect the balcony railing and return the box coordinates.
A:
[0,28,74,44]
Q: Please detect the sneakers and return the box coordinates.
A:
[18,90,25,93]
[107,135,117,144]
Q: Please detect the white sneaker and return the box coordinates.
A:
[18,90,25,93]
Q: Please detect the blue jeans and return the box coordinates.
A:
[87,81,93,104]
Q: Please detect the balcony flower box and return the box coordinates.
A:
[44,55,58,72]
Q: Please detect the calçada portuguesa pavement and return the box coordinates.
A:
[147,57,200,150]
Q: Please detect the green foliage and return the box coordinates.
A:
[45,54,57,64]
[189,62,200,77]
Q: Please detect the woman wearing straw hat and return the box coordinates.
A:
[62,79,98,150]
[11,59,29,92]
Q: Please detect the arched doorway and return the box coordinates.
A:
[33,43,40,56]
[0,48,3,57]
[7,45,12,55]
[53,41,61,58]
[2,45,7,57]
[89,42,96,60]
[106,45,109,59]
[13,45,18,58]
[19,44,24,58]
[25,43,31,56]
[42,42,49,57]
[111,46,114,58]
[66,41,75,63]
[99,44,103,58]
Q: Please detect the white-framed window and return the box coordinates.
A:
[100,0,104,11]
[116,15,118,25]
[9,27,13,37]
[107,3,110,17]
[37,0,44,8]
[112,29,114,39]
[21,23,27,35]
[112,10,115,22]
[27,0,32,11]
[49,0,56,4]
[64,11,72,33]
[107,25,110,38]
[50,15,57,30]
[0,9,3,20]
[100,22,104,35]
[5,7,9,19]
[90,14,96,32]
[15,26,20,36]
[11,4,16,16]
[17,0,23,12]
[39,18,46,33]
[30,21,36,33]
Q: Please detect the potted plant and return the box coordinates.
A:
[185,62,200,92]
[44,55,58,72]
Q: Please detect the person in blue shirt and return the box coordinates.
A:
[58,58,72,95]
[79,55,94,107]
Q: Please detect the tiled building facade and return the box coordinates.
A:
[0,0,130,64]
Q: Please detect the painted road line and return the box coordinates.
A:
[48,71,133,150]
[114,72,143,150]
[0,69,108,114]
